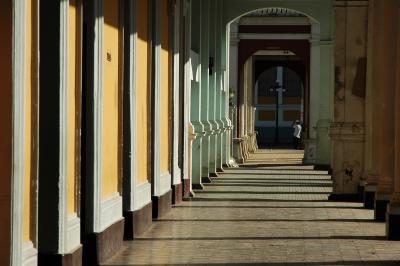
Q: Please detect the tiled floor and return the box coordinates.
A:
[104,151,400,266]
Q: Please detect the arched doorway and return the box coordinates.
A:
[255,64,305,147]
[227,5,334,164]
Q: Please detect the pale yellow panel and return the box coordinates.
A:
[160,0,170,173]
[136,0,150,183]
[23,0,32,242]
[67,0,77,213]
[102,0,120,198]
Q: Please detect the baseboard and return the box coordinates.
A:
[124,202,152,239]
[39,245,82,266]
[172,183,183,204]
[152,190,172,219]
[100,193,123,232]
[328,193,361,202]
[66,213,81,253]
[83,218,124,265]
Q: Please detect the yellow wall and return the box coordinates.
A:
[23,0,33,242]
[160,0,170,173]
[136,0,151,183]
[67,0,78,213]
[102,0,120,197]
[0,0,12,263]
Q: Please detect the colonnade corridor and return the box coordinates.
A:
[104,151,400,266]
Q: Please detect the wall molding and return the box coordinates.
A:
[11,0,27,265]
[159,172,172,197]
[100,193,123,232]
[133,182,152,211]
[66,213,81,253]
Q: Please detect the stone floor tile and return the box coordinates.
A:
[103,155,400,265]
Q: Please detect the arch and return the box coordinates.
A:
[223,0,333,39]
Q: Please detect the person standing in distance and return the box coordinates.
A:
[292,120,302,149]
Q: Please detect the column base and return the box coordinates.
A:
[39,245,82,266]
[314,164,332,174]
[386,212,400,240]
[182,178,192,198]
[209,172,219,178]
[375,199,390,222]
[364,191,375,209]
[83,218,124,265]
[172,183,183,204]
[217,168,224,173]
[123,202,152,239]
[192,183,204,190]
[152,190,172,219]
[328,193,360,202]
[202,176,212,183]
[358,184,365,202]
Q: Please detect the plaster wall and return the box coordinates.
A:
[136,0,151,183]
[67,0,78,214]
[24,0,33,241]
[102,0,120,198]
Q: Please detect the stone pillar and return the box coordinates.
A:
[171,0,183,203]
[199,0,211,183]
[361,0,376,199]
[304,24,320,164]
[330,1,368,199]
[208,1,218,177]
[386,1,400,240]
[215,0,225,172]
[182,0,192,197]
[364,0,382,209]
[387,1,400,238]
[189,0,204,189]
[374,0,397,221]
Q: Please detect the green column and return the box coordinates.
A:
[200,0,211,182]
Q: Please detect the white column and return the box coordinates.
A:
[172,0,182,186]
[304,22,320,163]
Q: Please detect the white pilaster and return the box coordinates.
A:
[11,0,27,264]
[153,0,171,197]
[172,0,182,185]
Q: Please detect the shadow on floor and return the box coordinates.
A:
[132,235,387,241]
[103,261,400,266]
